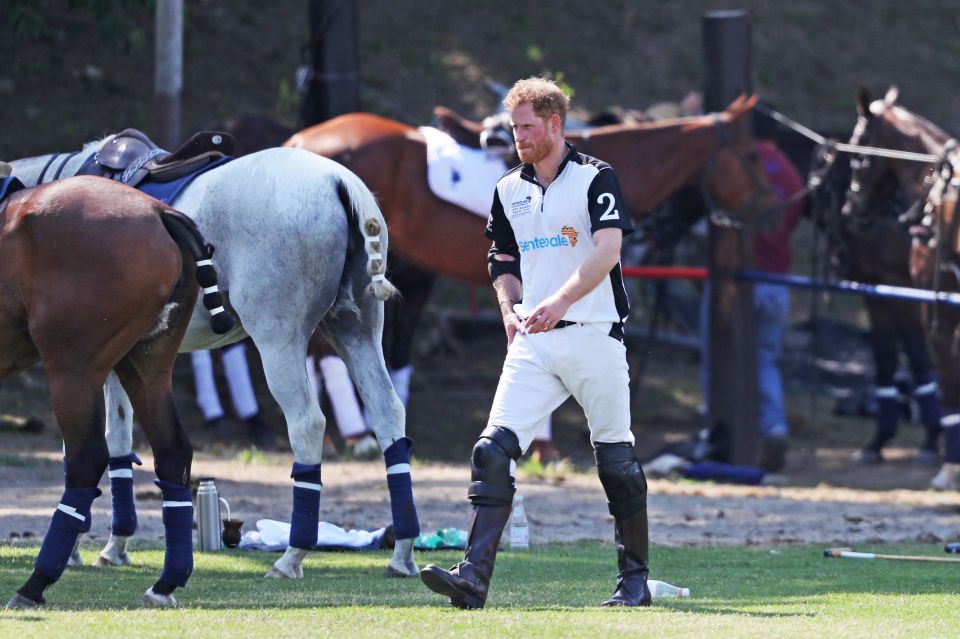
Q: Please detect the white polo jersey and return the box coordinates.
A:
[485,143,633,324]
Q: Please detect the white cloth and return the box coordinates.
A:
[419,126,507,217]
[488,323,632,452]
[238,518,387,551]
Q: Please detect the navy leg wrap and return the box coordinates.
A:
[108,453,142,536]
[943,411,960,463]
[35,487,101,581]
[873,389,900,442]
[290,462,322,550]
[383,437,421,539]
[913,376,942,435]
[155,479,194,588]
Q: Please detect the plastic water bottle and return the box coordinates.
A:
[439,527,468,547]
[648,579,690,598]
[509,493,529,550]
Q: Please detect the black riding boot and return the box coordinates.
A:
[602,508,651,607]
[419,503,513,609]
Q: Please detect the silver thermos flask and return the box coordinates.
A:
[196,477,222,552]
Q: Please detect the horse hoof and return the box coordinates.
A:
[264,565,303,580]
[931,463,960,491]
[347,434,380,460]
[5,593,41,609]
[67,549,84,567]
[94,552,132,567]
[139,588,177,607]
[383,564,418,578]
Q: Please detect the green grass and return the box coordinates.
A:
[1,543,958,638]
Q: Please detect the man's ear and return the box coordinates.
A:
[551,113,562,133]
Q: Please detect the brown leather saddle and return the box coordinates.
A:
[79,128,235,186]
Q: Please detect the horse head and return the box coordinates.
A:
[843,85,944,220]
[699,95,782,228]
[480,111,515,161]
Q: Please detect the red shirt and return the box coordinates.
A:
[753,141,805,274]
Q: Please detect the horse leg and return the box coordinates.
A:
[381,255,436,406]
[931,309,960,489]
[8,372,108,609]
[92,372,141,568]
[251,335,326,580]
[895,302,942,463]
[320,300,420,578]
[856,298,902,463]
[111,339,194,608]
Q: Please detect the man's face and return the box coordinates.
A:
[510,102,557,164]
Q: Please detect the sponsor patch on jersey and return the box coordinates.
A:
[518,226,581,253]
[510,196,533,219]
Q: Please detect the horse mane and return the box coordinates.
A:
[82,134,116,152]
[888,104,952,152]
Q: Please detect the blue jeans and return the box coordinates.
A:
[700,283,790,439]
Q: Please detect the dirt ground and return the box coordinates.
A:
[2,297,959,550]
[2,437,959,550]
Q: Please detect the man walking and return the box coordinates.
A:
[420,77,650,609]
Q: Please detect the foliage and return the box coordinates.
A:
[1,542,957,637]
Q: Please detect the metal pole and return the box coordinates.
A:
[155,0,183,149]
[702,10,758,466]
[301,0,360,126]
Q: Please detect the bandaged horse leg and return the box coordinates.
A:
[319,290,421,577]
[932,410,960,490]
[912,373,942,461]
[266,462,322,579]
[95,373,142,567]
[137,480,194,607]
[11,374,109,608]
[383,437,420,577]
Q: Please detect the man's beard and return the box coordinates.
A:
[516,136,554,164]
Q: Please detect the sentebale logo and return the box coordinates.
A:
[518,227,580,253]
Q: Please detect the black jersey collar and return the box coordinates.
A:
[519,141,579,186]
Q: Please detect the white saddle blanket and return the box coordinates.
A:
[419,126,508,217]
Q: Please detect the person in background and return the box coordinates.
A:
[191,341,271,448]
[699,106,805,473]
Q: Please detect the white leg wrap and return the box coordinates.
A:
[191,350,224,420]
[222,342,259,420]
[320,356,367,439]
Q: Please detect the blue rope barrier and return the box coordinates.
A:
[737,270,960,307]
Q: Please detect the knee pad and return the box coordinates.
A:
[468,426,521,506]
[594,442,647,518]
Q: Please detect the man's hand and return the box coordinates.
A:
[523,293,572,334]
[502,307,523,346]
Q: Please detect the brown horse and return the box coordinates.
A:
[2,174,233,608]
[284,96,776,287]
[842,86,960,487]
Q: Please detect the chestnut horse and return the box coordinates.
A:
[2,175,233,608]
[842,86,960,487]
[284,96,776,288]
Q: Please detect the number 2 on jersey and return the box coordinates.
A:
[597,192,619,220]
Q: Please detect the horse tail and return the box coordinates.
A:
[334,173,398,300]
[158,210,237,334]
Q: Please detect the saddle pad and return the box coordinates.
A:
[0,175,26,202]
[419,126,508,217]
[138,156,233,205]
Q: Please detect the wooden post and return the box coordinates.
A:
[702,10,758,466]
[154,0,183,149]
[300,0,360,126]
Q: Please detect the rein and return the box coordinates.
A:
[35,151,90,185]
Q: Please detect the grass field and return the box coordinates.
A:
[1,542,957,638]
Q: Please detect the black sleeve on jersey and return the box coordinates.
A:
[587,167,634,236]
[485,187,521,282]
